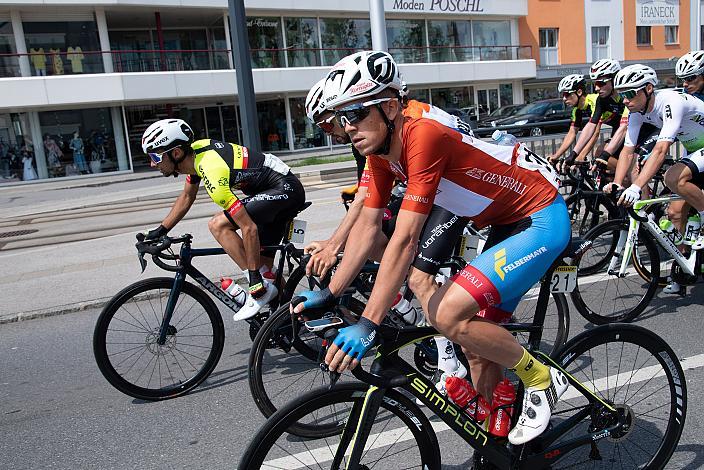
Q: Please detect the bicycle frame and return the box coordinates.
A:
[155,240,302,345]
[335,267,621,469]
[613,195,696,277]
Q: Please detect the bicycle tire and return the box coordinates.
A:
[239,383,441,470]
[550,324,686,469]
[248,294,366,437]
[512,292,569,358]
[93,277,224,400]
[571,220,659,324]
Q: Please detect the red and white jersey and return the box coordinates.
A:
[364,117,559,228]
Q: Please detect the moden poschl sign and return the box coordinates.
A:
[636,0,679,26]
[384,0,526,15]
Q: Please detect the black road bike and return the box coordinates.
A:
[239,238,686,469]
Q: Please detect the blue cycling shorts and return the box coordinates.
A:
[451,195,570,320]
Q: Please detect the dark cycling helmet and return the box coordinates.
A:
[141,119,194,155]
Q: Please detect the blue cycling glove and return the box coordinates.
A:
[333,317,379,360]
[298,287,336,310]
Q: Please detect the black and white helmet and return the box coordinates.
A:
[305,78,328,123]
[589,59,621,80]
[613,64,658,90]
[141,119,194,154]
[676,50,704,78]
[323,50,403,109]
[399,80,409,98]
[558,74,587,93]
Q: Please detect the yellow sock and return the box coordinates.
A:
[511,348,550,389]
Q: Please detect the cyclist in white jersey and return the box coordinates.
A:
[609,64,704,257]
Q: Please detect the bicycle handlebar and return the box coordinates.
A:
[135,233,192,272]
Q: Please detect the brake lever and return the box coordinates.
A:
[324,328,342,390]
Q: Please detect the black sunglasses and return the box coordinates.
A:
[335,98,393,127]
[682,74,700,83]
[594,79,612,87]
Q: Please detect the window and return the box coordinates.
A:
[247,17,284,68]
[665,25,679,45]
[386,19,426,64]
[38,107,118,178]
[427,20,472,62]
[591,26,610,61]
[320,18,371,66]
[0,21,19,77]
[636,26,651,46]
[285,18,320,67]
[500,84,514,106]
[430,87,472,113]
[408,88,430,103]
[0,113,34,183]
[539,28,558,66]
[257,98,288,151]
[24,21,104,75]
[472,20,511,60]
[289,97,326,149]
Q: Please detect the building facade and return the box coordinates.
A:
[519,0,700,101]
[0,0,535,185]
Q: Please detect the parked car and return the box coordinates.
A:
[478,99,572,138]
[475,104,526,136]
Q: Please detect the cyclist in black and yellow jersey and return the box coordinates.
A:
[141,118,305,320]
[548,74,597,163]
[564,59,629,172]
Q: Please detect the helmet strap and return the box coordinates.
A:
[640,88,654,115]
[373,103,395,155]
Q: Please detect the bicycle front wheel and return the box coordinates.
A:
[239,383,441,470]
[93,277,224,400]
[549,324,686,469]
[571,220,659,324]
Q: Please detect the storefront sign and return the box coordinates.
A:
[385,0,524,15]
[636,0,679,26]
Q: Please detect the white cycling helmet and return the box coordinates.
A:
[400,80,409,98]
[558,74,587,93]
[613,64,658,90]
[589,59,621,80]
[141,119,194,154]
[305,78,328,123]
[676,50,704,78]
[323,50,403,109]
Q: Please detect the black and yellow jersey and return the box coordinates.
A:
[589,93,629,131]
[186,139,291,214]
[570,93,597,130]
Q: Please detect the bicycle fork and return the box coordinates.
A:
[157,271,185,344]
[332,385,386,470]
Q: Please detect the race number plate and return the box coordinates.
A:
[289,219,307,244]
[551,265,577,293]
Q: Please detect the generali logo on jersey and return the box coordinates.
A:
[465,167,528,196]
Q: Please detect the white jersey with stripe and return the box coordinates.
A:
[625,90,704,154]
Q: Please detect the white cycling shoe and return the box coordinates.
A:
[434,361,468,395]
[233,282,278,321]
[663,281,682,294]
[508,367,569,445]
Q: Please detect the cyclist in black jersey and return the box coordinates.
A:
[141,118,305,320]
[549,74,596,163]
[303,74,473,391]
[564,59,630,173]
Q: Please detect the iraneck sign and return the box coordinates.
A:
[636,0,679,26]
[384,0,523,15]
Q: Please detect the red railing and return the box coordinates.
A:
[0,45,533,77]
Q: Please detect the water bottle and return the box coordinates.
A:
[488,379,516,438]
[683,213,701,245]
[393,298,421,325]
[659,218,683,245]
[492,130,518,147]
[445,376,491,423]
[220,278,246,306]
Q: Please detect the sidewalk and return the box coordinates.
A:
[0,160,355,324]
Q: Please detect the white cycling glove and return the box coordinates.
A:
[620,184,641,206]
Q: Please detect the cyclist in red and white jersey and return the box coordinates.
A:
[294,51,571,445]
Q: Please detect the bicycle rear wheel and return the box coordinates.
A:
[548,324,686,469]
[239,383,441,470]
[571,220,659,324]
[93,277,224,400]
[511,291,569,358]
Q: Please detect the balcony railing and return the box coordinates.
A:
[0,45,533,78]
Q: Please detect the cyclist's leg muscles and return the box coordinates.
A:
[666,150,704,212]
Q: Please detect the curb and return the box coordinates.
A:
[0,274,247,326]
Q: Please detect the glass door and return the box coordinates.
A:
[475,86,499,120]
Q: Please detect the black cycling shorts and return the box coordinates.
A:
[681,149,704,189]
[382,202,468,275]
[607,123,659,160]
[225,172,306,257]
